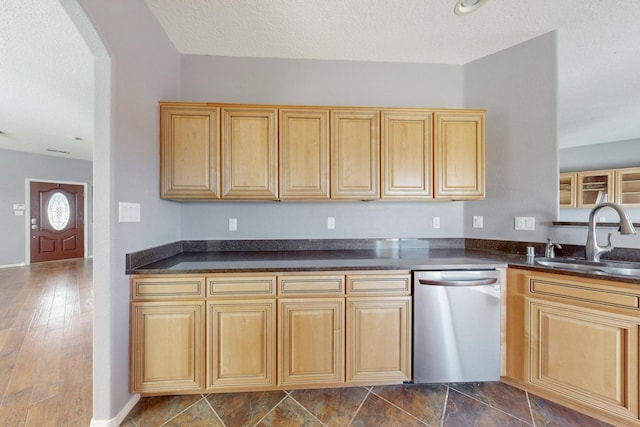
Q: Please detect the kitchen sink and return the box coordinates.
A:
[535,257,640,277]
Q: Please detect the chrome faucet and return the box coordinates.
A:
[585,202,637,261]
[545,238,562,258]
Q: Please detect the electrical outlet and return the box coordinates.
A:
[432,217,440,229]
[472,215,483,228]
[514,216,535,231]
[229,218,237,231]
[327,217,335,229]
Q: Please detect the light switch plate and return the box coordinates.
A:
[472,216,483,228]
[514,216,535,231]
[118,202,140,222]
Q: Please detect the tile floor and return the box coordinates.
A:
[121,381,613,426]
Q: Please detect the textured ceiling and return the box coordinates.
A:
[0,0,93,160]
[0,0,638,161]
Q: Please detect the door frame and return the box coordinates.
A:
[24,178,90,264]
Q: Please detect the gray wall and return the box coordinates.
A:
[463,32,559,245]
[68,0,183,421]
[560,138,640,172]
[0,148,93,266]
[179,55,465,240]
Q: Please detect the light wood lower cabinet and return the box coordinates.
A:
[505,268,640,426]
[278,298,344,386]
[130,271,411,395]
[130,301,204,394]
[346,273,412,384]
[207,299,276,391]
[346,297,412,384]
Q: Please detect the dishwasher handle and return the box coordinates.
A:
[418,277,498,287]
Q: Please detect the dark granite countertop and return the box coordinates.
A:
[128,248,511,274]
[126,238,640,285]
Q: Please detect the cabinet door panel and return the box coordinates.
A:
[434,111,484,199]
[207,300,275,390]
[615,167,640,207]
[221,108,278,199]
[331,110,380,199]
[131,302,204,393]
[528,299,638,419]
[160,104,220,199]
[577,169,613,207]
[280,109,330,199]
[382,110,433,199]
[347,297,411,384]
[279,298,344,386]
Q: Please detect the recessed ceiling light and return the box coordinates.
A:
[454,0,489,16]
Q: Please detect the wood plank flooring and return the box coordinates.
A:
[0,259,93,427]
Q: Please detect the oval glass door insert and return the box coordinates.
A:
[47,192,71,230]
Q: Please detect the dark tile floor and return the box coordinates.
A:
[121,381,614,426]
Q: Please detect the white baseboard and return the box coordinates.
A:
[89,394,140,427]
[0,262,25,269]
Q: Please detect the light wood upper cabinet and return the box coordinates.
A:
[221,107,278,199]
[434,111,485,199]
[381,110,433,199]
[279,109,330,200]
[577,169,613,207]
[159,102,486,201]
[615,167,640,207]
[160,103,220,200]
[330,110,380,200]
[559,172,577,208]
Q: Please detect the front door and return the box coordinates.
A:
[30,181,85,263]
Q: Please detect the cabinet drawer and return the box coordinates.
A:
[207,275,276,297]
[346,272,411,295]
[131,276,205,300]
[530,279,639,309]
[278,274,345,296]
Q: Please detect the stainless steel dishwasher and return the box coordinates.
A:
[412,269,501,383]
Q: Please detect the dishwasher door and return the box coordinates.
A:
[412,270,501,384]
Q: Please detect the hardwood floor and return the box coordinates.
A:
[0,259,93,427]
